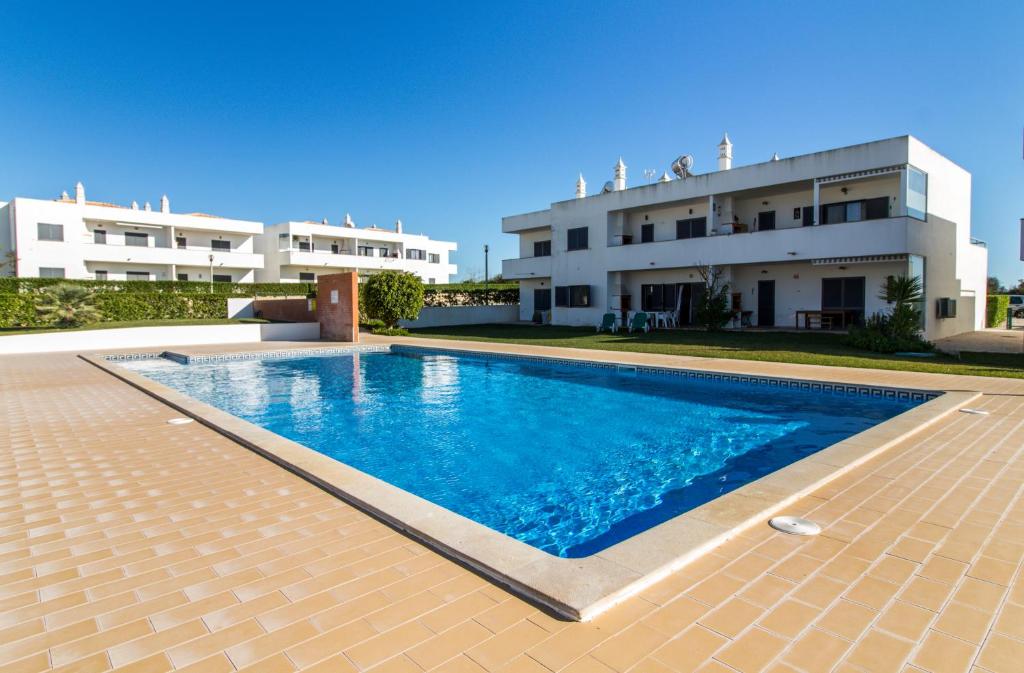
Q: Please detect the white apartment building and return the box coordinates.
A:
[502,135,987,341]
[257,217,457,284]
[0,183,264,283]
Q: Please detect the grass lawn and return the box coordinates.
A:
[0,318,270,336]
[407,324,1024,379]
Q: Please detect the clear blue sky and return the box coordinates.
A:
[1,2,1022,284]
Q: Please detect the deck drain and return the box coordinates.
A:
[167,418,194,425]
[769,516,821,536]
[959,408,989,415]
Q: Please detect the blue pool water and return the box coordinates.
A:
[122,349,919,557]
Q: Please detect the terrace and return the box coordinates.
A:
[1,335,1022,673]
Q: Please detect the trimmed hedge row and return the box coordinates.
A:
[423,286,519,307]
[987,294,1010,328]
[0,292,227,328]
[0,277,311,297]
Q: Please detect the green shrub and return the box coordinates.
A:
[0,294,36,328]
[695,265,732,331]
[423,286,519,307]
[844,275,931,353]
[987,295,1010,327]
[371,326,411,336]
[35,284,103,327]
[0,277,310,297]
[363,271,425,327]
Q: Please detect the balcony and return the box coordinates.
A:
[502,209,551,234]
[81,242,264,269]
[604,217,922,271]
[502,255,552,280]
[280,248,456,277]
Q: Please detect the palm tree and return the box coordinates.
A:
[879,274,923,338]
[35,283,104,327]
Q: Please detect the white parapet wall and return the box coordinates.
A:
[399,304,519,329]
[0,322,320,355]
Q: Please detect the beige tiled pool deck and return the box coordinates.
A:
[2,336,1023,673]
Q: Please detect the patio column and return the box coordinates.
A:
[812,180,820,225]
[708,194,716,234]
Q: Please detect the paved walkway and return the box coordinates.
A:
[1,340,1023,673]
[935,329,1024,355]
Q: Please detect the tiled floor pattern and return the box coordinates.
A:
[1,345,1023,673]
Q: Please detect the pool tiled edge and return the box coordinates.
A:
[80,347,980,621]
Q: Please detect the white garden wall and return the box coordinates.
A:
[0,322,319,355]
[400,305,519,328]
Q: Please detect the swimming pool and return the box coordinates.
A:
[121,346,921,558]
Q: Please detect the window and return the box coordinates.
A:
[176,236,187,249]
[554,285,590,307]
[94,270,108,280]
[428,278,436,284]
[567,227,588,251]
[533,240,551,257]
[429,253,440,263]
[93,230,107,244]
[906,166,927,220]
[820,197,889,224]
[37,223,63,241]
[641,284,679,311]
[330,243,340,254]
[213,274,232,283]
[39,267,65,278]
[295,237,311,251]
[211,239,230,251]
[641,223,654,243]
[757,211,776,231]
[406,249,426,260]
[177,273,189,281]
[569,285,591,307]
[821,277,866,325]
[299,272,315,281]
[358,246,374,257]
[125,232,148,247]
[126,271,149,280]
[675,217,707,239]
[379,247,390,258]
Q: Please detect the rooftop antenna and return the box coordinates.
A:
[601,181,615,194]
[671,154,694,179]
[643,168,656,184]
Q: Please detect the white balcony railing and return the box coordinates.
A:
[80,243,264,269]
[502,255,552,279]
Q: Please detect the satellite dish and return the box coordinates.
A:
[601,181,615,193]
[671,154,694,179]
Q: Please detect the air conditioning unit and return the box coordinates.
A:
[936,298,957,319]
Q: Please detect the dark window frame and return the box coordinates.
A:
[569,285,590,307]
[533,240,552,257]
[641,223,654,243]
[298,272,316,282]
[566,227,588,251]
[125,232,148,247]
[820,196,890,225]
[428,253,441,263]
[37,223,64,241]
[177,273,189,281]
[126,271,150,281]
[39,267,65,278]
[211,239,231,251]
[640,283,679,312]
[757,211,776,231]
[176,236,187,249]
[554,286,569,307]
[212,274,232,283]
[534,288,552,311]
[675,217,707,240]
[94,270,108,280]
[406,248,426,260]
[93,229,107,244]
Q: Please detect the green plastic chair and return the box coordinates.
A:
[628,312,650,333]
[596,312,618,333]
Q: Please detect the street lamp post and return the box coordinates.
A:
[484,244,489,304]
[208,254,214,293]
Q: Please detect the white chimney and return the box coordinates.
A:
[322,217,329,225]
[718,133,733,171]
[343,213,355,228]
[395,219,403,234]
[60,190,69,200]
[771,152,780,161]
[144,201,152,212]
[659,171,672,183]
[160,194,170,213]
[131,200,139,210]
[575,173,586,199]
[75,181,85,205]
[613,157,627,191]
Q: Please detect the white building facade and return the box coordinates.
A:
[502,136,987,341]
[257,218,457,284]
[0,184,264,283]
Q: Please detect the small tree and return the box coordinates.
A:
[0,250,16,277]
[880,274,924,339]
[362,271,425,328]
[35,283,104,327]
[695,264,732,331]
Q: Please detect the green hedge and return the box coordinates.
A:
[987,294,1010,328]
[0,277,311,297]
[423,286,519,307]
[0,292,227,328]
